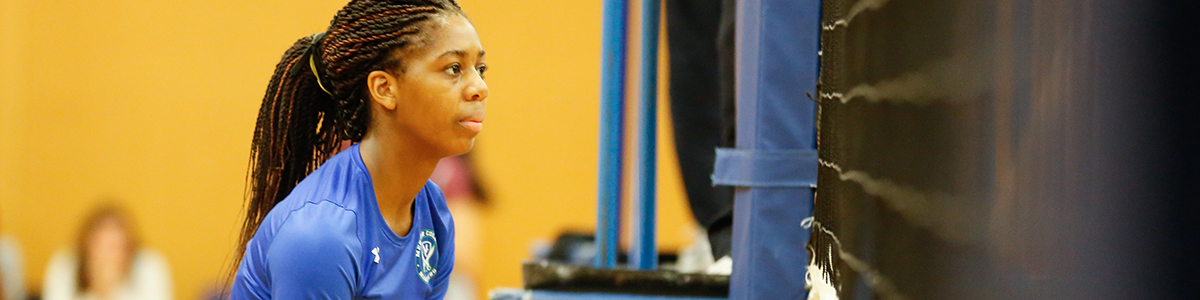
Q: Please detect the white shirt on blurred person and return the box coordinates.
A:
[42,248,171,300]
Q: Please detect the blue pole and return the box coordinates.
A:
[596,0,629,269]
[630,0,661,270]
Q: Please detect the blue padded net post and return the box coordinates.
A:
[715,0,821,298]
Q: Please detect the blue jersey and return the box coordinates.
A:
[232,144,455,299]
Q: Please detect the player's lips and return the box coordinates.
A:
[460,113,484,132]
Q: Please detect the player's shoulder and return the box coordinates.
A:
[286,151,363,204]
[421,180,453,223]
[422,180,446,202]
[266,148,369,221]
[273,199,361,247]
[262,199,365,276]
[262,200,365,298]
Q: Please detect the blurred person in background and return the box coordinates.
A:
[228,0,487,298]
[43,203,172,300]
[0,223,26,300]
[428,154,487,300]
[666,0,736,273]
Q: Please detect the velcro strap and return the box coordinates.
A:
[712,148,818,188]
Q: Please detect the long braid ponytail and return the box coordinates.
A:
[230,0,463,284]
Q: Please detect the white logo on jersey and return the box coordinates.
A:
[414,229,439,284]
[372,247,380,264]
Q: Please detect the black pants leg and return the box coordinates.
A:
[666,0,737,259]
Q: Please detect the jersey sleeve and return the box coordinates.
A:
[427,185,456,300]
[427,232,454,300]
[266,201,363,299]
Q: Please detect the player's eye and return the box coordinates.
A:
[445,64,462,77]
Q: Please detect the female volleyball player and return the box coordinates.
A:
[229,0,486,298]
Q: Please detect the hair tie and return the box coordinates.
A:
[290,32,335,97]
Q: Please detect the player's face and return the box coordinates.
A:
[389,15,487,158]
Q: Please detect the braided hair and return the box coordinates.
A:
[230,0,463,282]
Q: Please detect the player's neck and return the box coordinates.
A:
[357,134,439,238]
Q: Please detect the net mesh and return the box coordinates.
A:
[808,0,1011,298]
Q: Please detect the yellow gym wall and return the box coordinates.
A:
[0,0,696,299]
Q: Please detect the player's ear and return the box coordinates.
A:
[367,70,400,110]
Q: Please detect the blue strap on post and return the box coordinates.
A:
[712,148,818,188]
